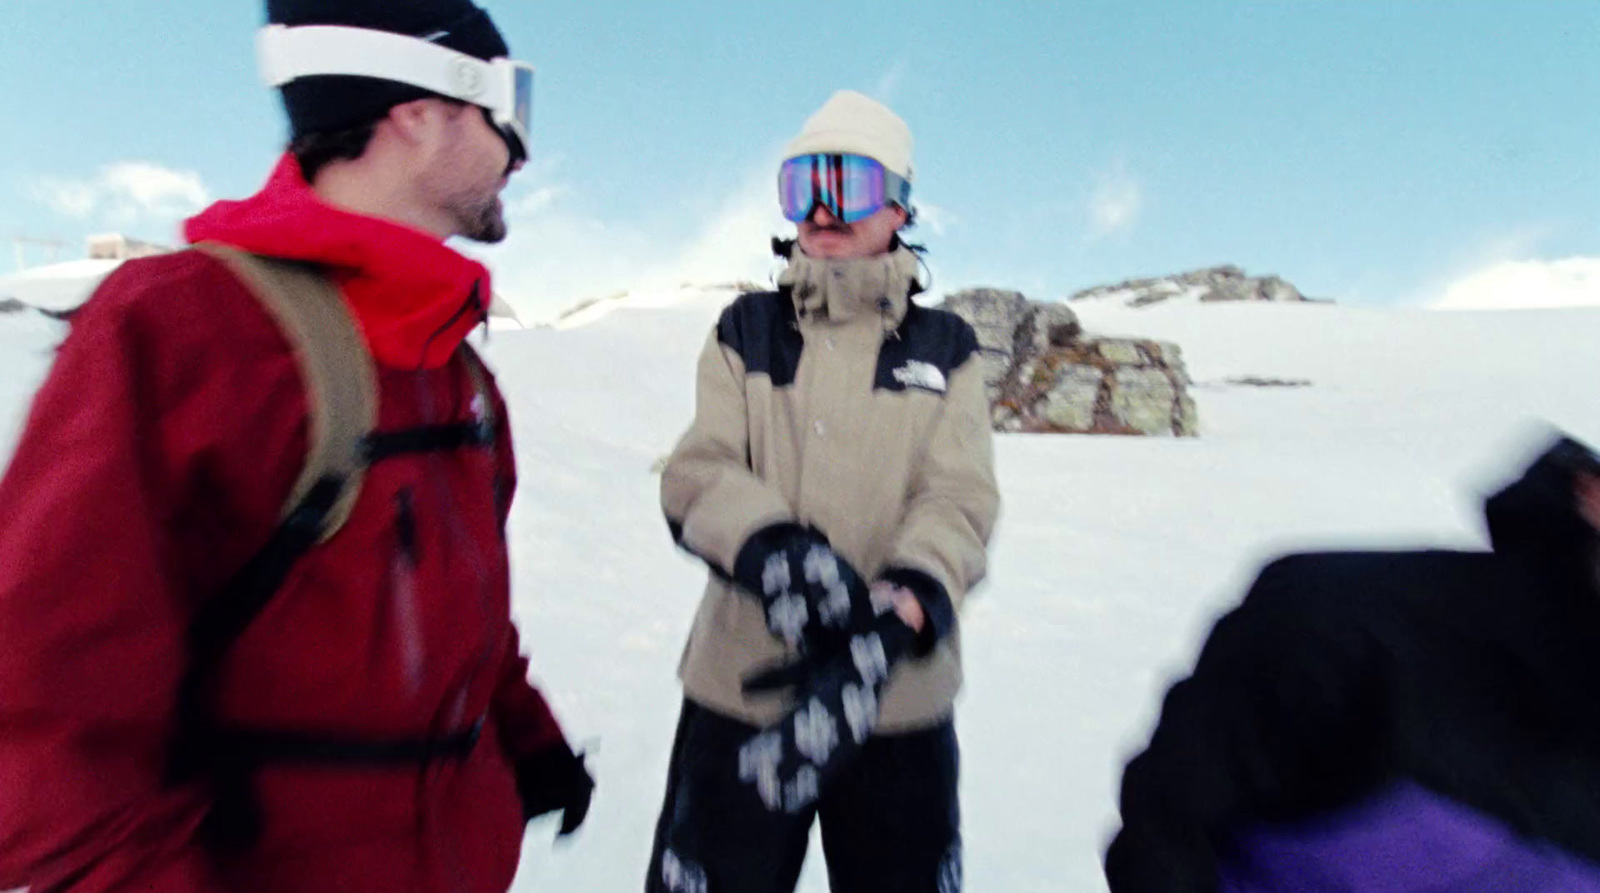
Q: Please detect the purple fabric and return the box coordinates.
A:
[1218,782,1600,893]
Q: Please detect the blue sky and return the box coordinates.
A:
[2,0,1598,318]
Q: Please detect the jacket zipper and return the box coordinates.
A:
[412,365,500,893]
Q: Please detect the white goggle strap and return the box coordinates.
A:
[257,24,515,117]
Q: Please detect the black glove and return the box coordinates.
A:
[733,611,917,813]
[515,742,595,836]
[732,523,876,653]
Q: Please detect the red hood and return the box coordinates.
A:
[184,154,491,369]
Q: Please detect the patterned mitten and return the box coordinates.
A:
[735,612,917,813]
[732,524,876,652]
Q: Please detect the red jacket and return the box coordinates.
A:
[0,156,569,892]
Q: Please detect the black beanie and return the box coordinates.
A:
[266,0,510,137]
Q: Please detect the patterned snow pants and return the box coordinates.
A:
[646,699,962,893]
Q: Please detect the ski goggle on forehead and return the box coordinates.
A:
[257,24,535,164]
[778,153,912,225]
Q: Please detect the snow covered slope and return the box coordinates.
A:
[0,258,529,326]
[0,259,120,314]
[1,290,1597,892]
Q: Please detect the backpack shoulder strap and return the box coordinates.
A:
[193,241,376,541]
[172,242,381,816]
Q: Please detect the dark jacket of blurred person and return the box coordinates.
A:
[1107,433,1600,893]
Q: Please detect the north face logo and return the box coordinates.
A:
[892,360,947,394]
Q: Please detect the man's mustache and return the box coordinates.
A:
[807,222,852,235]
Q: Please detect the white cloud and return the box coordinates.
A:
[103,163,209,214]
[470,156,790,323]
[1088,161,1143,239]
[38,181,98,219]
[1431,257,1600,310]
[645,172,788,291]
[33,162,210,228]
[873,59,909,104]
[913,200,957,237]
[506,185,566,218]
[1473,225,1559,263]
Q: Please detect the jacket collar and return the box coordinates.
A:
[778,244,921,330]
[183,154,491,370]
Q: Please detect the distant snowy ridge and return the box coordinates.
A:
[551,281,758,329]
[549,262,1316,331]
[0,259,122,314]
[0,254,527,325]
[551,264,1316,324]
[1070,265,1319,309]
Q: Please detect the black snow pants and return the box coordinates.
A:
[645,699,962,893]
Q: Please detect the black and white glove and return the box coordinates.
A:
[733,610,917,813]
[732,524,877,652]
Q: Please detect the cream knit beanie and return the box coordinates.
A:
[782,90,914,183]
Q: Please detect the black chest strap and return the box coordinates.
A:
[363,419,496,463]
[212,717,485,767]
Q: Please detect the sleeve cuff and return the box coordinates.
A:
[877,566,956,655]
[731,522,813,595]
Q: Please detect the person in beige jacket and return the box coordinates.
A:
[645,90,1000,893]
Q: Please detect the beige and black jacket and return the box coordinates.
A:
[661,244,1000,732]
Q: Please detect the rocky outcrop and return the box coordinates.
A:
[0,297,25,315]
[1070,265,1314,309]
[997,337,1199,437]
[939,290,1198,437]
[939,289,1080,400]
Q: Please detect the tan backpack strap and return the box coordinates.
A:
[193,242,376,541]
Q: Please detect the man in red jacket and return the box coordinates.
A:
[0,2,590,891]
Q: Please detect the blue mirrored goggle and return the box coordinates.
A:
[501,64,534,162]
[481,61,535,166]
[778,153,911,224]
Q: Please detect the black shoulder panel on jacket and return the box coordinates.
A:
[874,304,981,395]
[715,290,804,388]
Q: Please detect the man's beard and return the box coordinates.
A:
[455,192,508,244]
[438,178,505,244]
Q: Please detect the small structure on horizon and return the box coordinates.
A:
[86,233,174,261]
